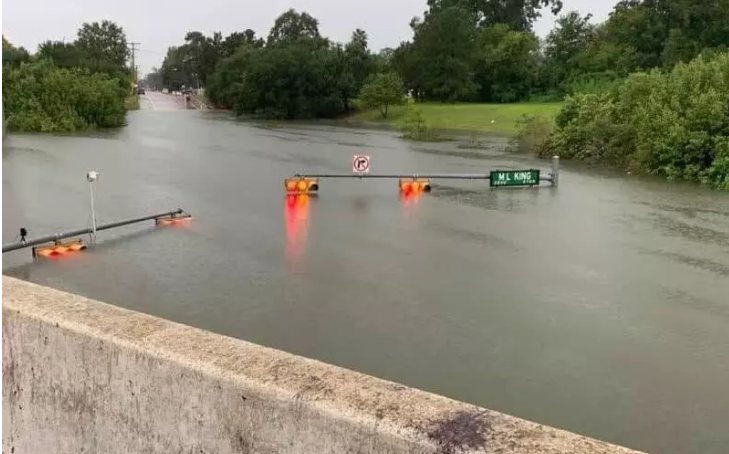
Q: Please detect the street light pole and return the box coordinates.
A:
[87,171,99,243]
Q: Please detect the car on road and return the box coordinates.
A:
[137,87,146,95]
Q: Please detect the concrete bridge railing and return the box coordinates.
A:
[2,276,646,454]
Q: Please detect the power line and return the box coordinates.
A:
[137,48,166,54]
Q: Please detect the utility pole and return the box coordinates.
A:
[129,42,140,82]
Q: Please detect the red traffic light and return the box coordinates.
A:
[398,178,431,193]
[284,178,319,193]
[155,214,193,226]
[33,239,86,258]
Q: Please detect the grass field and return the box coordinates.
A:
[352,102,562,134]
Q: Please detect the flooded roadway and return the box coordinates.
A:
[3,108,729,454]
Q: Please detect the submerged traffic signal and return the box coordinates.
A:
[398,178,431,194]
[284,177,319,194]
[33,239,86,258]
[155,214,193,226]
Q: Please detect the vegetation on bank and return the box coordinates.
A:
[2,60,127,132]
[537,53,729,190]
[2,21,133,132]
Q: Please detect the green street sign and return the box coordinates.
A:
[489,169,540,187]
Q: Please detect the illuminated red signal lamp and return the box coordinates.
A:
[155,214,193,226]
[33,239,86,258]
[398,178,432,193]
[284,177,319,193]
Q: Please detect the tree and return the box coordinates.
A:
[373,48,395,73]
[206,44,257,109]
[392,41,427,100]
[474,24,539,102]
[2,37,30,67]
[160,46,193,91]
[75,20,130,82]
[359,73,405,118]
[220,29,263,58]
[267,9,323,46]
[425,0,564,31]
[180,31,221,87]
[541,12,595,91]
[37,41,85,69]
[345,29,375,93]
[598,0,729,71]
[407,6,480,102]
[228,41,345,119]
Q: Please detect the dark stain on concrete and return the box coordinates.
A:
[424,410,489,454]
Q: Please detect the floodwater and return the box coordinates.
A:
[3,105,729,454]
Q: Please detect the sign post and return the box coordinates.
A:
[352,155,371,175]
[489,169,540,187]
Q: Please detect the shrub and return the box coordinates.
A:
[399,102,441,141]
[543,52,729,189]
[2,60,127,132]
[509,115,554,154]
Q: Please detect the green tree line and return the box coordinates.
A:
[151,0,729,111]
[2,21,133,132]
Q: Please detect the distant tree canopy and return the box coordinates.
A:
[75,20,129,77]
[2,37,30,67]
[156,29,265,92]
[156,1,729,111]
[35,21,132,87]
[179,10,381,118]
[425,0,564,31]
[2,21,133,132]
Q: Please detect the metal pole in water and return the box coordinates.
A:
[87,171,99,242]
[1,208,187,253]
[551,156,560,187]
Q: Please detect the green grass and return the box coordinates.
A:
[352,102,562,134]
[125,95,140,111]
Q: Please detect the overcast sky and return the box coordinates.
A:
[3,0,618,76]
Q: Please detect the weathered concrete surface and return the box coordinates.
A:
[2,276,647,454]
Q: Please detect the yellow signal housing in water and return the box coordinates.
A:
[398,178,431,193]
[155,213,193,226]
[284,177,319,193]
[33,239,86,258]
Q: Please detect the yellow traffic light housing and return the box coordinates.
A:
[284,177,319,194]
[398,178,431,193]
[32,239,86,258]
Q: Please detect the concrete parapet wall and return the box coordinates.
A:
[2,276,645,454]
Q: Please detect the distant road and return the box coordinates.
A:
[139,91,187,111]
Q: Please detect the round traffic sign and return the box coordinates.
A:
[353,155,371,173]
